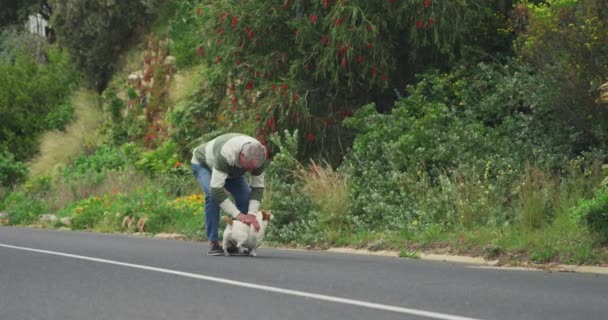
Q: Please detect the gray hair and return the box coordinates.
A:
[241,142,266,166]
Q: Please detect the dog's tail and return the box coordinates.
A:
[222,216,233,226]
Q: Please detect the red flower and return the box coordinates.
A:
[323,0,328,9]
[424,0,431,8]
[246,82,253,90]
[367,24,373,31]
[341,57,347,68]
[371,65,377,76]
[311,15,318,23]
[197,7,202,16]
[427,18,434,27]
[382,73,388,81]
[197,47,204,56]
[322,35,329,45]
[416,20,424,29]
[217,28,223,35]
[307,133,314,141]
[333,18,344,26]
[281,83,288,91]
[271,84,277,91]
[357,55,363,63]
[266,118,275,129]
[231,17,238,28]
[389,0,396,4]
[367,43,374,49]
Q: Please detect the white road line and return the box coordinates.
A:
[0,243,483,320]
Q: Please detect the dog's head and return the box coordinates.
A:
[261,210,273,222]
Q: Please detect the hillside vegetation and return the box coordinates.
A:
[1,0,607,266]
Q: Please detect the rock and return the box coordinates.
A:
[0,211,8,225]
[60,217,71,226]
[40,214,58,224]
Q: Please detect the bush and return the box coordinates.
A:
[341,62,579,230]
[46,101,75,132]
[64,145,127,179]
[0,149,28,187]
[264,130,318,243]
[571,188,608,241]
[515,0,608,153]
[2,191,47,225]
[0,31,79,161]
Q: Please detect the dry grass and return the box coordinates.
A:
[47,168,150,212]
[28,88,103,178]
[300,161,350,232]
[170,64,207,109]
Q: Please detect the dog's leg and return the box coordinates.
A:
[222,237,230,256]
[249,249,257,257]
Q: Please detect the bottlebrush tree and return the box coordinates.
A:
[189,0,481,162]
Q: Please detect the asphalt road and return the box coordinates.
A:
[1,227,607,320]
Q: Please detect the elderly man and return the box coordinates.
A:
[191,133,267,256]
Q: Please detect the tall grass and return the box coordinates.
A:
[28,89,103,178]
[300,161,350,237]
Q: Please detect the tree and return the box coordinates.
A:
[49,0,161,92]
[185,0,501,162]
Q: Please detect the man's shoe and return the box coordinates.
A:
[207,243,223,256]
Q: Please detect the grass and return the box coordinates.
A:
[28,88,103,178]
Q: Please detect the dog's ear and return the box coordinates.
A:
[261,210,273,222]
[222,216,233,226]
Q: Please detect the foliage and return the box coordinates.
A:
[515,0,608,153]
[0,149,29,188]
[571,187,608,241]
[173,0,506,163]
[49,0,162,92]
[57,189,204,234]
[100,88,147,146]
[63,145,127,179]
[0,34,79,161]
[2,191,48,225]
[263,130,318,243]
[46,100,75,131]
[0,0,43,28]
[341,61,593,230]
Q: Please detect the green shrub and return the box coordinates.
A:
[571,188,608,241]
[59,188,204,234]
[0,149,28,187]
[0,31,79,161]
[515,0,608,153]
[2,191,47,225]
[264,130,318,243]
[46,101,75,132]
[64,146,127,178]
[341,62,577,230]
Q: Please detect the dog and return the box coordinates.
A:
[222,210,272,257]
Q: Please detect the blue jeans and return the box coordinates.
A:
[192,163,251,242]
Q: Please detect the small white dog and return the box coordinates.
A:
[222,210,272,257]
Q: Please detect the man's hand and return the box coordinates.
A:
[236,213,260,232]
